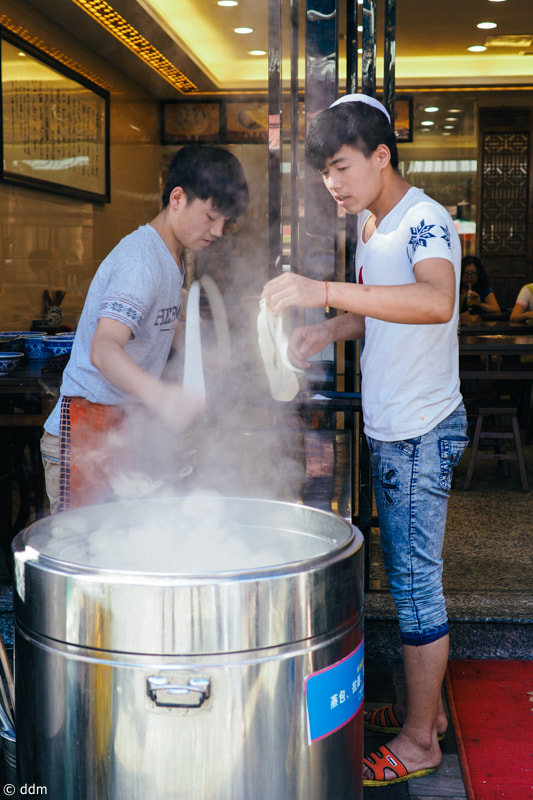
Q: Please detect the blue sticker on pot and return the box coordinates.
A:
[305,640,364,744]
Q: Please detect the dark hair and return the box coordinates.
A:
[305,101,398,171]
[461,255,491,294]
[162,144,249,217]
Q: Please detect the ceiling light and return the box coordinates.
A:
[217,1,238,5]
[234,27,253,34]
[421,120,434,127]
[468,45,487,52]
[488,0,507,3]
[444,125,455,129]
[477,22,497,30]
[448,108,462,113]
[249,50,266,56]
[424,106,439,112]
[445,117,458,121]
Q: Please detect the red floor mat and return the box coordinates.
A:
[445,660,533,800]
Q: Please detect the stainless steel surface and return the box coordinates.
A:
[13,496,359,653]
[13,497,364,800]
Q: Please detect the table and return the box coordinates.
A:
[459,334,533,372]
[0,363,61,550]
[459,334,533,435]
[459,323,532,337]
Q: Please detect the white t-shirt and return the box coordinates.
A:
[45,224,183,436]
[515,283,533,311]
[357,186,462,442]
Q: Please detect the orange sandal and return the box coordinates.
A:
[363,745,438,786]
[364,703,446,741]
[364,704,402,734]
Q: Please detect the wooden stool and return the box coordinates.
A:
[464,406,529,492]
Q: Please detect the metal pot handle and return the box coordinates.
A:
[147,675,211,708]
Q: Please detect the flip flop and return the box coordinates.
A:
[363,745,438,787]
[364,704,446,741]
[364,704,402,734]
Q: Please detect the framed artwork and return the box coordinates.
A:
[225,101,268,143]
[162,101,221,144]
[0,29,110,202]
[394,95,413,143]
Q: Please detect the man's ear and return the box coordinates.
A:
[375,144,391,168]
[169,186,186,209]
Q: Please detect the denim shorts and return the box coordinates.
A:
[366,403,469,646]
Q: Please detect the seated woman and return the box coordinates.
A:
[510,282,533,325]
[459,256,500,326]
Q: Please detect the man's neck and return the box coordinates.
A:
[149,209,183,266]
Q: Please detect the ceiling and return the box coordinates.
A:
[22,0,533,97]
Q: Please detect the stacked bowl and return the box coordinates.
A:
[0,352,24,374]
[42,333,76,358]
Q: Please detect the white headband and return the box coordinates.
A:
[329,93,391,124]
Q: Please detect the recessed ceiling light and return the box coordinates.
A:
[488,0,507,3]
[448,108,462,113]
[249,49,266,56]
[468,45,487,52]
[444,125,455,130]
[477,22,497,30]
[421,120,435,127]
[234,27,253,34]
[424,106,439,112]
[445,117,458,122]
[217,0,238,6]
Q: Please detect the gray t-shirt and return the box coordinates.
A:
[45,224,183,436]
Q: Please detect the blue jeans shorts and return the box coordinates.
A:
[366,403,469,646]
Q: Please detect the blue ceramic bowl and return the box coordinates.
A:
[0,333,32,352]
[0,352,24,374]
[22,335,50,361]
[42,335,74,358]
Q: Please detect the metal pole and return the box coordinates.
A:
[361,0,376,97]
[268,0,282,275]
[383,0,396,128]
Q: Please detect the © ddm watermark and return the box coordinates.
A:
[4,785,48,796]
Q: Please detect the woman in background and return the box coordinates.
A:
[510,282,533,325]
[459,255,500,325]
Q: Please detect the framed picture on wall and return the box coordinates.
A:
[394,96,413,143]
[0,28,110,202]
[162,102,221,144]
[225,101,268,143]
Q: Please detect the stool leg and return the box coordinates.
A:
[464,413,483,491]
[511,414,529,492]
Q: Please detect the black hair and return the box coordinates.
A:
[461,255,492,294]
[305,101,398,171]
[162,144,249,217]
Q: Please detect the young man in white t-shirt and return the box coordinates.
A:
[41,145,249,512]
[262,95,468,787]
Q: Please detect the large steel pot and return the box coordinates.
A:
[13,496,364,799]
